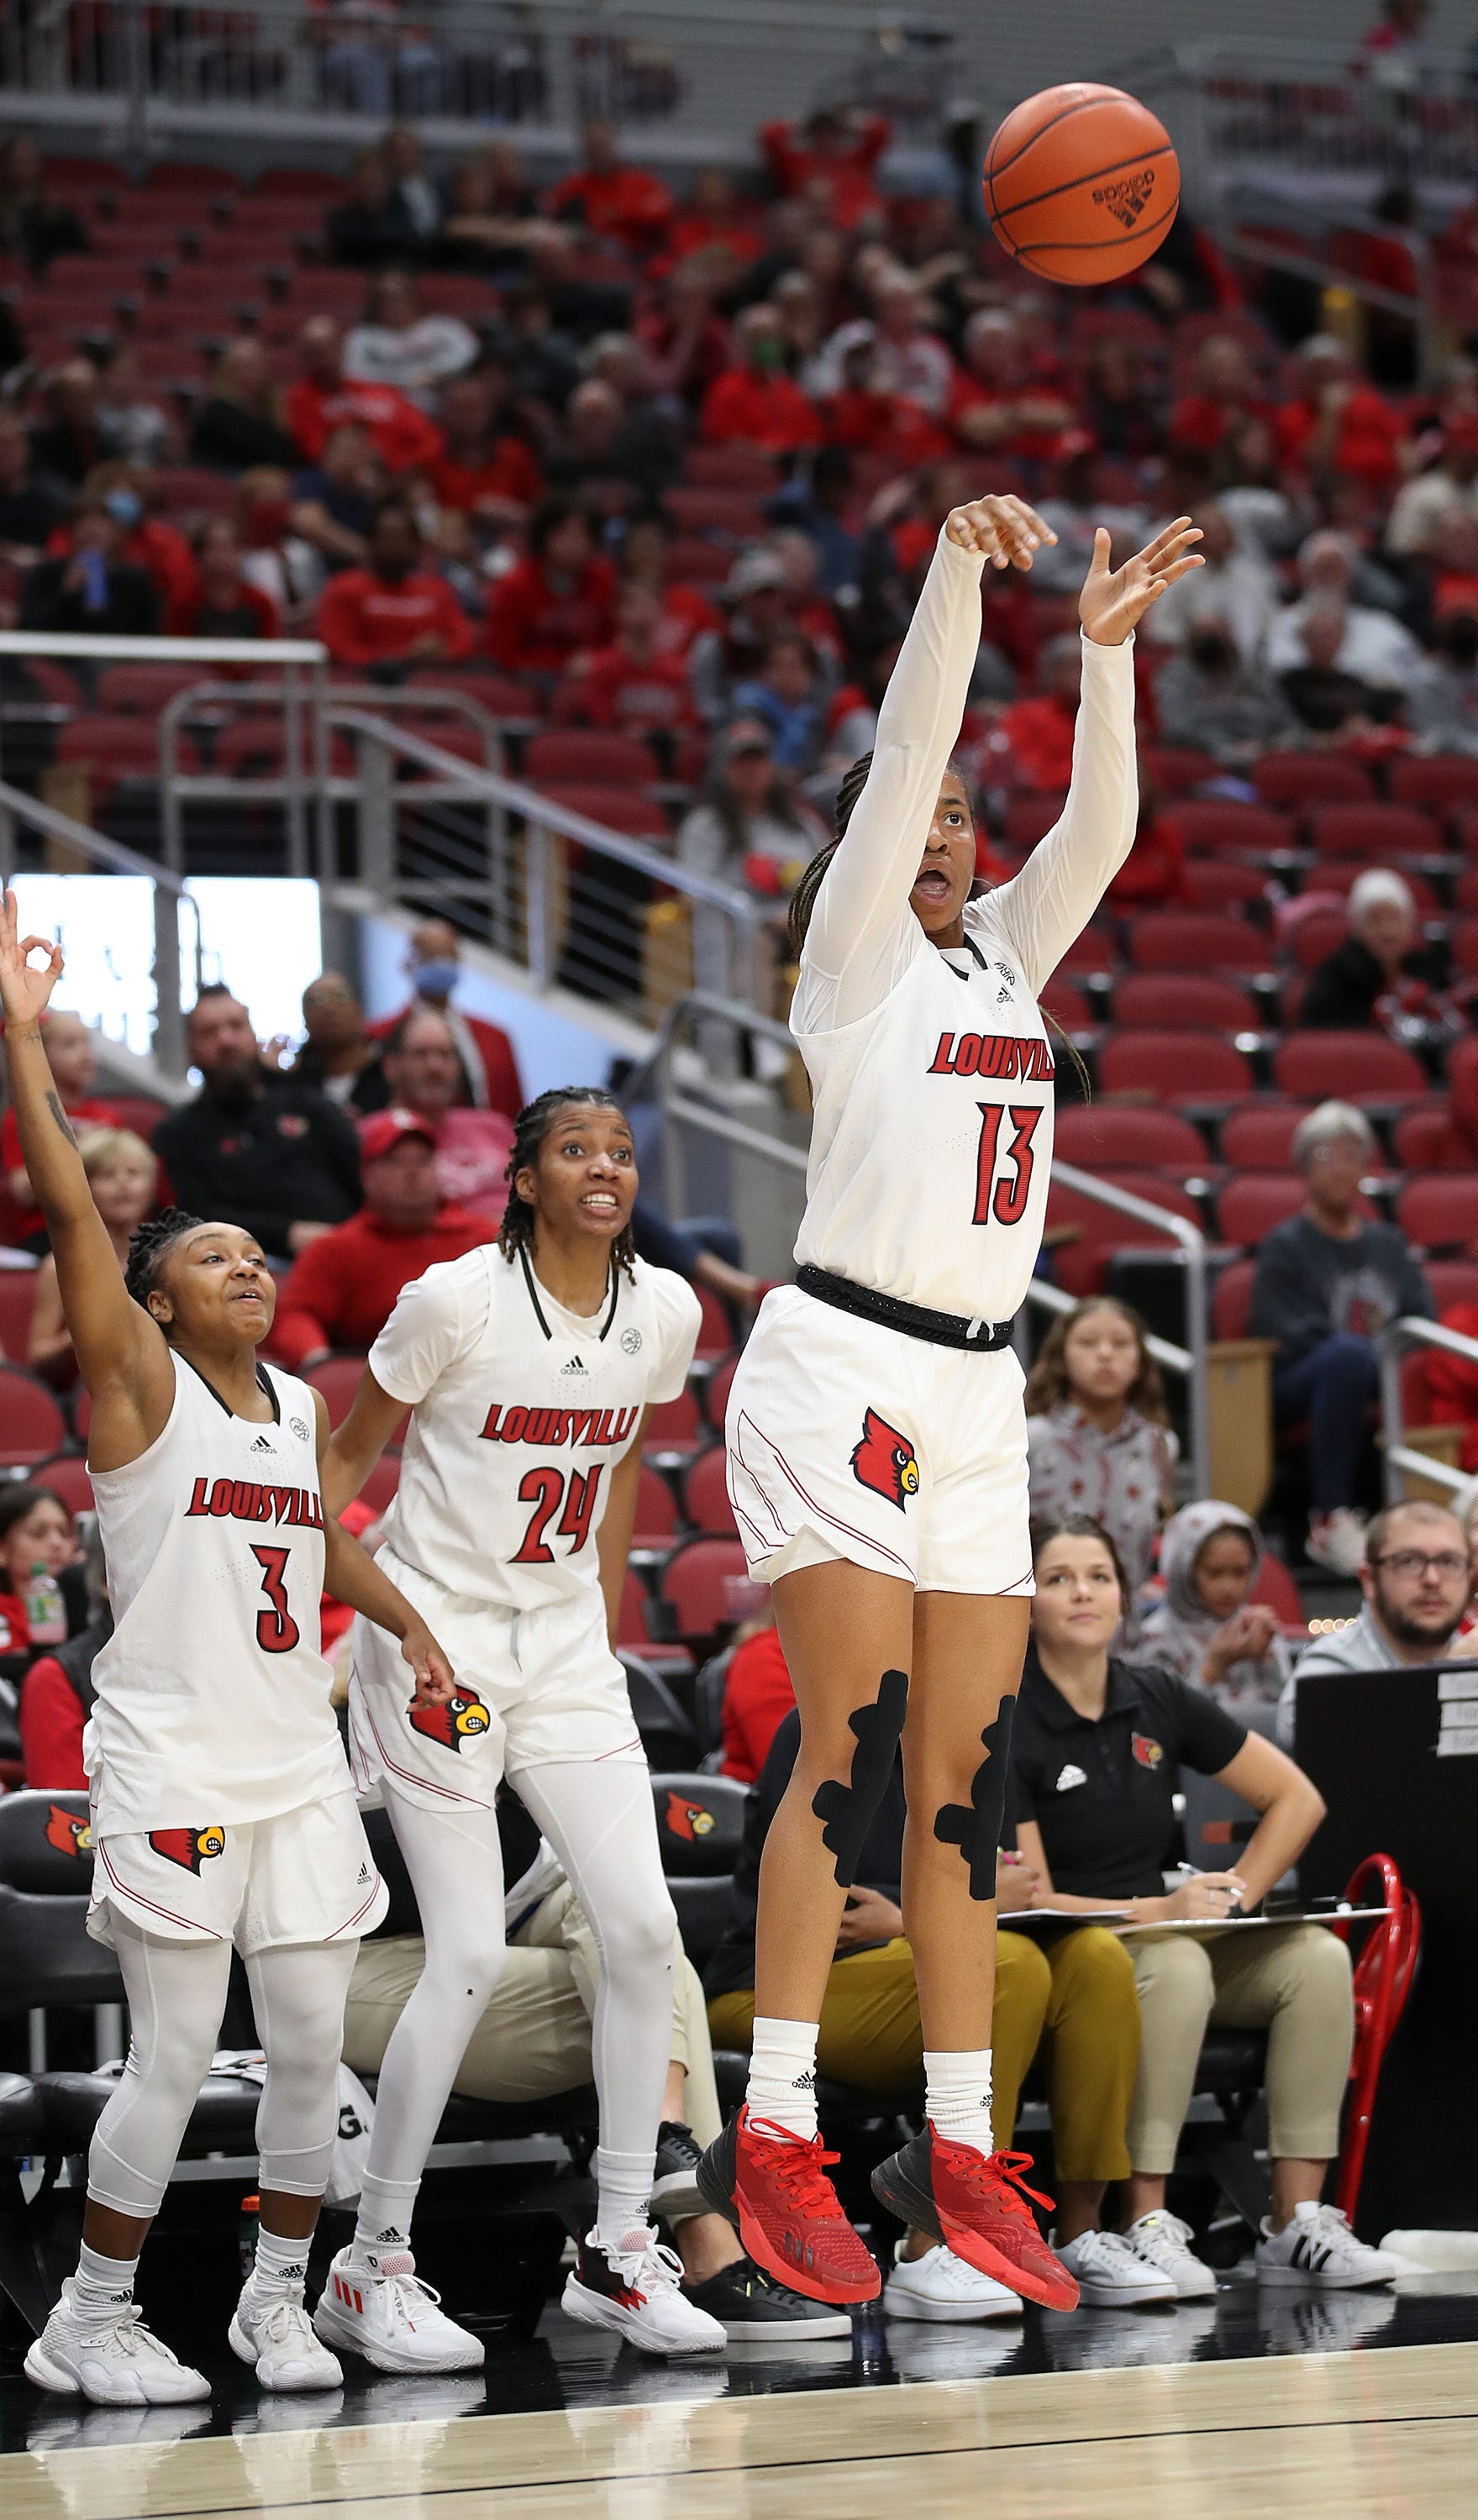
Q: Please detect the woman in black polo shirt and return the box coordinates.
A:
[1014,1515,1396,2298]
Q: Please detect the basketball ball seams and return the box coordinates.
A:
[992,144,1177,222]
[986,90,1116,184]
[1007,200,1180,276]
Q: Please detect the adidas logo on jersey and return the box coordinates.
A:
[560,1356,587,1374]
[250,1434,276,1455]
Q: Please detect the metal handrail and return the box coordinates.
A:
[1379,1314,1478,1505]
[0,776,200,1074]
[0,634,324,664]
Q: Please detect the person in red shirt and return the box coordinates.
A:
[2,1008,117,1247]
[49,465,199,622]
[617,510,723,657]
[544,118,674,257]
[316,498,476,674]
[167,515,280,641]
[286,315,443,474]
[664,165,763,272]
[760,107,890,230]
[948,308,1076,465]
[365,917,525,1126]
[1274,333,1403,498]
[269,1107,497,1369]
[483,493,617,676]
[425,373,542,527]
[634,264,733,411]
[1104,788,1191,911]
[821,335,951,468]
[699,305,822,454]
[1170,332,1273,458]
[572,581,698,740]
[720,1606,797,1782]
[986,632,1083,794]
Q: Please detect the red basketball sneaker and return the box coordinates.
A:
[871,2130,1079,2312]
[696,2107,881,2304]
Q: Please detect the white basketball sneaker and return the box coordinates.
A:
[1121,2211,1218,2300]
[1254,2202,1400,2290]
[313,2245,485,2374]
[229,2285,345,2391]
[882,2239,1023,2323]
[562,2229,727,2356]
[24,2283,211,2407]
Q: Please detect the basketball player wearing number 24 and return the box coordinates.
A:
[0,890,457,2407]
[701,499,1202,2306]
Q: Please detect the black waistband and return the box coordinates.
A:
[795,1265,1015,1353]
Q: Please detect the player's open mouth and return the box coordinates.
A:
[232,1287,265,1305]
[580,1192,618,1214]
[913,867,951,900]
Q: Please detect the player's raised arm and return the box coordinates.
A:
[801,495,1055,996]
[991,518,1203,992]
[0,890,171,1439]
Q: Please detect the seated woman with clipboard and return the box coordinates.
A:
[1013,1513,1399,2302]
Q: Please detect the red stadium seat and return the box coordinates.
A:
[1138,747,1218,795]
[1054,1106,1209,1171]
[302,1354,370,1425]
[644,1383,707,1458]
[149,466,237,518]
[703,1353,739,1433]
[1212,1257,1256,1339]
[1285,906,1351,970]
[1003,793,1066,848]
[1112,972,1260,1031]
[657,1536,750,1642]
[685,446,778,491]
[534,786,670,838]
[634,1462,681,1549]
[107,1094,168,1141]
[1181,861,1273,912]
[665,487,768,538]
[404,667,539,719]
[1305,805,1440,862]
[1218,1173,1311,1246]
[1428,1259,1478,1312]
[1048,1170,1204,1298]
[1254,756,1374,809]
[666,538,736,587]
[618,1567,652,1649]
[1174,801,1292,857]
[1393,1101,1466,1170]
[1453,920,1478,979]
[31,1452,95,1515]
[1389,757,1478,819]
[1396,1175,1478,1254]
[1125,912,1270,973]
[1097,1032,1253,1100]
[1218,1101,1312,1170]
[1298,861,1439,917]
[1250,1552,1305,1627]
[0,1369,68,1468]
[682,1446,739,1536]
[359,1453,401,1517]
[1273,1032,1427,1101]
[1039,974,1091,1030]
[0,1270,38,1359]
[692,1286,734,1360]
[97,664,213,713]
[523,730,655,789]
[1053,927,1117,978]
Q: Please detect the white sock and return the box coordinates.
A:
[745,2016,819,2143]
[924,2049,994,2158]
[352,2172,420,2272]
[594,2146,656,2249]
[248,2224,311,2303]
[71,2241,138,2328]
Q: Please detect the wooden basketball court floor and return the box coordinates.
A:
[4,2277,1478,2520]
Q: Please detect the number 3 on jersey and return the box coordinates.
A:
[250,1544,301,1654]
[973,1101,1040,1227]
[513,1464,606,1565]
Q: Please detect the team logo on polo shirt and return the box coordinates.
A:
[46,1805,92,1856]
[149,1825,227,1872]
[850,1408,919,1509]
[1055,1764,1087,1793]
[409,1690,491,1752]
[1132,1734,1165,1770]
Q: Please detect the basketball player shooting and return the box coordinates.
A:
[0,893,457,2408]
[697,496,1202,2308]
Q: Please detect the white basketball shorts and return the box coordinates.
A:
[726,1285,1034,1597]
[89,1790,387,1953]
[347,1543,646,1814]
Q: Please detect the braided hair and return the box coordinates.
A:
[497,1089,637,1279]
[124,1205,203,1318]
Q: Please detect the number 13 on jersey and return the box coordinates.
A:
[973,1101,1040,1227]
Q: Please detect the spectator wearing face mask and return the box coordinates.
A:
[1153,616,1299,764]
[699,305,823,454]
[362,919,524,1126]
[18,495,159,636]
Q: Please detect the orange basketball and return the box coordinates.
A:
[983,82,1179,286]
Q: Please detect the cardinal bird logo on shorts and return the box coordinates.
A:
[665,1792,715,1842]
[149,1825,226,1872]
[850,1408,919,1511]
[45,1805,92,1858]
[408,1690,491,1753]
[1132,1734,1165,1771]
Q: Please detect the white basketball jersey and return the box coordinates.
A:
[370,1243,701,1609]
[87,1353,348,1836]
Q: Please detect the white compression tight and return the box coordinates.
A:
[88,1913,359,2219]
[362,1766,676,2241]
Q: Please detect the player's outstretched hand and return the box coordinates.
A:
[945,494,1057,572]
[402,1619,457,1706]
[0,887,63,1026]
[1079,516,1203,646]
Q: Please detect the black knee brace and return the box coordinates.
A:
[933,1693,1017,1900]
[811,1667,909,1889]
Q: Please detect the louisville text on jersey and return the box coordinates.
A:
[927,1032,1055,1081]
[480,1403,643,1446]
[184,1477,325,1526]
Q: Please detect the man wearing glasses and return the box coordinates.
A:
[1277,1499,1472,1747]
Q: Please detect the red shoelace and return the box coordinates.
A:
[744,2118,846,2205]
[938,2141,1057,2224]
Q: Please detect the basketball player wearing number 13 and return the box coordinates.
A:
[697,497,1203,2307]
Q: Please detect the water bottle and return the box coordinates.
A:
[23,1562,66,1646]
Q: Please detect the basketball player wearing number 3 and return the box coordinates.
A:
[697,497,1203,2308]
[0,892,458,2407]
